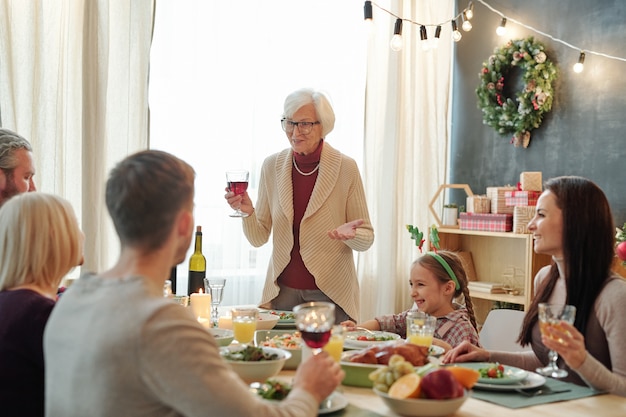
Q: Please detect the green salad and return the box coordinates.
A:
[256,379,292,400]
[222,346,280,362]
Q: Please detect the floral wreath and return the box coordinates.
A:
[476,37,558,148]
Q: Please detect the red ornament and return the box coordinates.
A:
[617,241,626,261]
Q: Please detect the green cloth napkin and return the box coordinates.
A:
[331,404,385,417]
[470,377,604,409]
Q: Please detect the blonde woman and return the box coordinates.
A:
[0,193,83,417]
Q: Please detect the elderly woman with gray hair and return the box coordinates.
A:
[225,88,374,323]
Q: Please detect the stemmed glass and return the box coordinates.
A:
[226,170,249,218]
[293,301,335,355]
[231,307,258,347]
[536,303,577,378]
[204,278,226,327]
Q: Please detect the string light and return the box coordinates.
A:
[418,25,427,51]
[573,51,585,73]
[363,0,373,21]
[390,18,403,52]
[451,19,462,42]
[465,1,475,20]
[496,17,507,36]
[432,25,442,49]
[363,0,626,73]
[461,12,473,32]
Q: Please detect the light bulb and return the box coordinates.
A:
[363,1,373,21]
[496,18,507,36]
[420,25,429,51]
[573,52,585,73]
[462,13,472,31]
[465,1,474,20]
[451,20,462,42]
[390,35,403,51]
[390,18,403,51]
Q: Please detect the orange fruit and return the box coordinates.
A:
[446,366,480,389]
[388,373,422,399]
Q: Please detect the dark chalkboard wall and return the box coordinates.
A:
[450,0,626,226]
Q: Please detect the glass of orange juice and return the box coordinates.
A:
[232,307,258,346]
[406,310,436,348]
[322,325,344,362]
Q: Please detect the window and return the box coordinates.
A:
[149,1,366,305]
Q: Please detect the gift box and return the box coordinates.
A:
[520,172,542,192]
[504,190,541,207]
[486,186,517,214]
[513,206,536,234]
[459,212,513,232]
[466,195,491,213]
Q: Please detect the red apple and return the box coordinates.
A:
[617,241,626,261]
[420,369,464,400]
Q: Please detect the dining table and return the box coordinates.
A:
[274,368,626,417]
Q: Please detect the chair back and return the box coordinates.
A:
[479,309,531,352]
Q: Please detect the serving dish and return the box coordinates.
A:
[220,345,290,384]
[374,387,468,417]
[254,329,302,369]
[207,328,234,347]
[343,330,401,349]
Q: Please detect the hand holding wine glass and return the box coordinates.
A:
[293,301,335,355]
[536,303,577,378]
[226,170,250,218]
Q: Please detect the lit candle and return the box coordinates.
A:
[217,315,233,330]
[190,288,211,321]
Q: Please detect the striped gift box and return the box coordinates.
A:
[486,186,517,214]
[513,206,536,233]
[466,195,491,213]
[459,212,513,232]
[504,190,541,207]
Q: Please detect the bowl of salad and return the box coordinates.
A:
[255,330,302,369]
[220,345,291,384]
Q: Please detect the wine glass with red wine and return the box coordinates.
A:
[226,170,249,218]
[293,301,335,355]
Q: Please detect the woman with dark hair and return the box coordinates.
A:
[443,176,626,396]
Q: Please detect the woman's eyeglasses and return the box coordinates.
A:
[281,118,320,135]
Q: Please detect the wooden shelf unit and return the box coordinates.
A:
[436,227,552,324]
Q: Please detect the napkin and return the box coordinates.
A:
[470,377,604,409]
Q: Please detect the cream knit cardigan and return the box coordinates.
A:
[242,142,374,321]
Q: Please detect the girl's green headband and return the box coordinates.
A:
[426,251,460,290]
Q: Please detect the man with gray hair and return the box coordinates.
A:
[0,128,36,206]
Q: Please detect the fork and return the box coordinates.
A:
[355,326,376,334]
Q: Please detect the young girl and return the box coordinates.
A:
[342,250,480,350]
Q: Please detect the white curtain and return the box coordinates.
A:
[149,0,369,304]
[358,0,454,320]
[0,0,155,275]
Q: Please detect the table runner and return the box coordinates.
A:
[470,377,604,409]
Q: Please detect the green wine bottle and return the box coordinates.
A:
[187,226,206,295]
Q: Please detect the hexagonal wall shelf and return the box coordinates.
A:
[429,184,473,227]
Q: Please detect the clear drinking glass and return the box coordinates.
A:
[406,310,437,349]
[293,301,335,355]
[231,307,258,346]
[226,170,249,218]
[204,278,226,327]
[536,303,577,378]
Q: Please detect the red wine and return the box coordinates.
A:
[300,330,332,349]
[228,181,248,196]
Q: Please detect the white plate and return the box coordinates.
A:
[318,391,348,415]
[428,345,445,357]
[450,363,545,391]
[452,362,528,385]
[343,331,401,349]
[261,310,296,324]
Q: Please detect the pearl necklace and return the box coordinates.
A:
[292,156,320,176]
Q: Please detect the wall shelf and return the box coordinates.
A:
[436,227,552,324]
